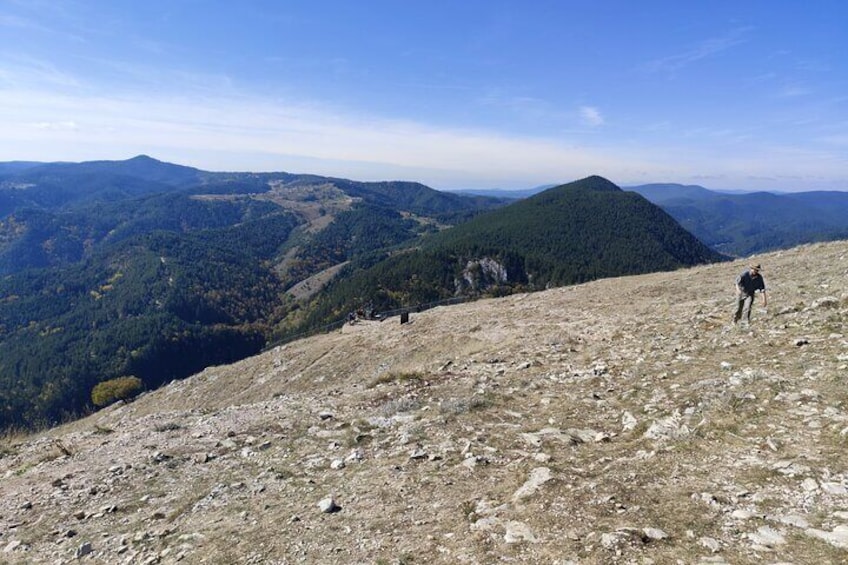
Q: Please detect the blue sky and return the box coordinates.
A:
[1,1,846,192]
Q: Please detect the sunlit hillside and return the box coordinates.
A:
[1,240,847,563]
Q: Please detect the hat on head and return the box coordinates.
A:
[750,263,762,271]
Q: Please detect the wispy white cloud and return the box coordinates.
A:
[793,58,831,73]
[642,27,752,74]
[478,91,573,124]
[0,5,88,44]
[579,106,604,127]
[0,69,844,192]
[819,134,848,147]
[0,13,46,32]
[777,83,812,98]
[0,85,655,188]
[29,120,79,130]
[0,54,82,89]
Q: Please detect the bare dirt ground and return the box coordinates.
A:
[2,240,847,564]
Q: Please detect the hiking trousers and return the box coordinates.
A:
[734,292,755,323]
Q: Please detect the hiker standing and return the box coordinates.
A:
[733,263,767,324]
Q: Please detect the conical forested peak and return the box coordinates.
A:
[555,175,622,193]
[307,172,730,326]
[126,154,161,165]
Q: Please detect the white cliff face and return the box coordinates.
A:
[2,240,848,564]
[458,256,509,292]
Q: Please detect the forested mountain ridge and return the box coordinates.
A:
[0,155,503,273]
[451,182,848,257]
[293,176,727,334]
[0,156,507,430]
[0,160,734,433]
[628,183,848,255]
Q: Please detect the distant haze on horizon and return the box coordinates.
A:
[1,1,846,193]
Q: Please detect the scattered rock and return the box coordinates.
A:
[805,524,848,549]
[643,411,689,441]
[821,482,847,495]
[3,242,848,562]
[512,467,553,502]
[345,449,364,462]
[520,427,598,447]
[699,536,721,553]
[409,448,428,460]
[318,497,341,514]
[731,509,759,520]
[75,541,93,558]
[642,527,669,541]
[3,540,23,553]
[801,478,818,492]
[504,521,538,543]
[621,411,638,431]
[746,526,786,548]
[775,513,809,529]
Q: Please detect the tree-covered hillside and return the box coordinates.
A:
[0,193,281,274]
[291,176,727,335]
[629,184,848,255]
[0,156,505,431]
[0,212,300,429]
[432,176,723,281]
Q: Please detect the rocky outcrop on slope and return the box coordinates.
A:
[1,241,847,564]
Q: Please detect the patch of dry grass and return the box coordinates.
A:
[0,427,28,459]
[368,370,430,388]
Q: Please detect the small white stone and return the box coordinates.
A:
[318,497,341,513]
[802,477,819,492]
[821,482,847,495]
[805,525,848,549]
[699,536,721,553]
[346,449,364,462]
[512,467,553,502]
[778,514,810,529]
[504,521,537,543]
[643,527,669,541]
[747,526,786,547]
[732,509,758,520]
[621,411,638,431]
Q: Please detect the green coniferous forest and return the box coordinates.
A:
[288,177,727,336]
[0,212,299,428]
[0,160,768,433]
[0,157,508,430]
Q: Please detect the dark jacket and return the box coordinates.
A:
[736,270,765,296]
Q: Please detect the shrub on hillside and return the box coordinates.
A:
[91,376,144,408]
